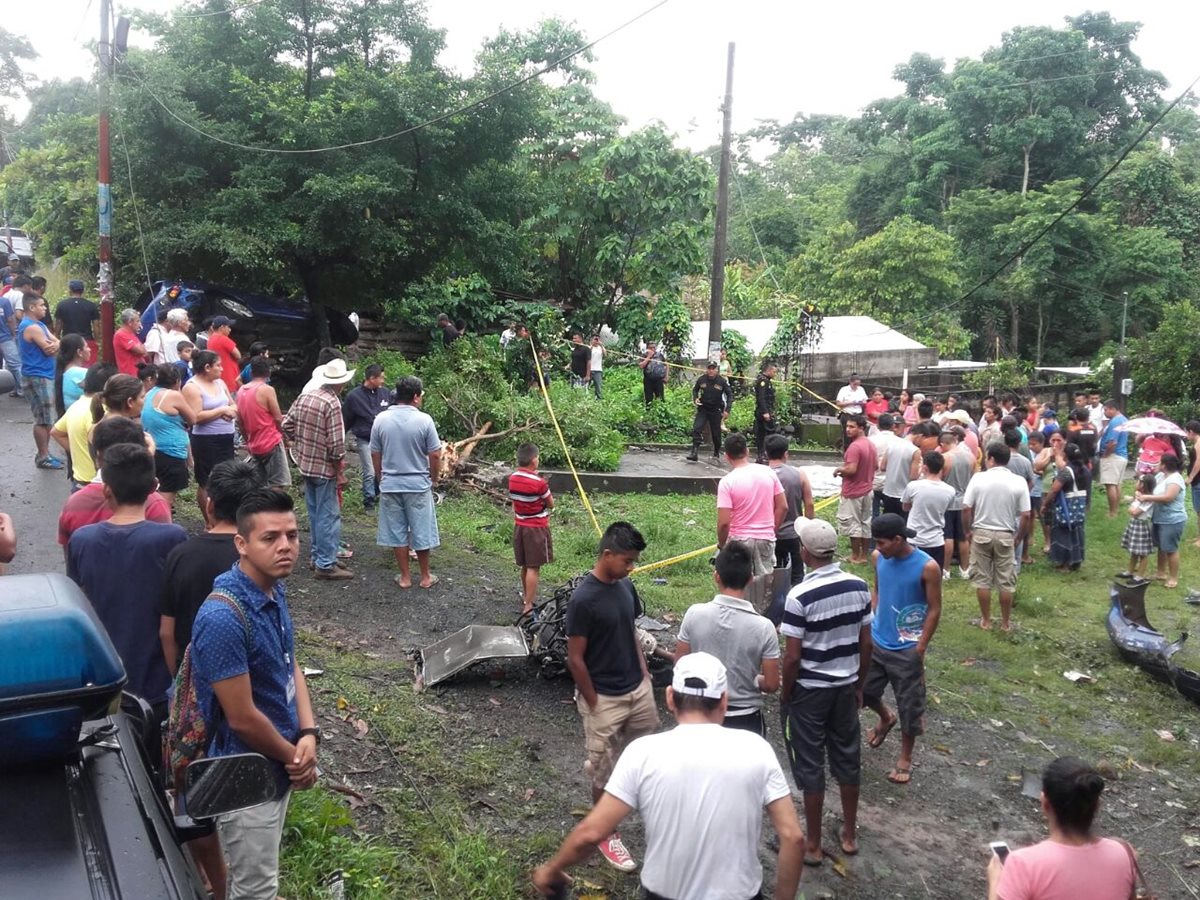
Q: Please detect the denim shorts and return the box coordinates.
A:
[1153,521,1185,554]
[377,490,440,551]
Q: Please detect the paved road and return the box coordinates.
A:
[1,392,70,575]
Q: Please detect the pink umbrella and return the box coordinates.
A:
[1116,416,1188,437]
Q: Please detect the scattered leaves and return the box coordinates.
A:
[336,695,349,711]
[1156,730,1176,743]
[353,718,369,738]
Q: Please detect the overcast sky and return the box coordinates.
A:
[11,0,1200,149]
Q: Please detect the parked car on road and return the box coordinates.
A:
[137,279,359,375]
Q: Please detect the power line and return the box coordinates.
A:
[115,129,155,296]
[730,166,783,292]
[166,0,273,19]
[119,0,671,155]
[853,71,1200,341]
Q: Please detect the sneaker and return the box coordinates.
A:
[958,567,970,580]
[598,833,637,873]
[941,568,950,581]
[337,542,354,560]
[685,451,698,462]
[36,456,65,470]
[9,390,23,398]
[315,565,354,581]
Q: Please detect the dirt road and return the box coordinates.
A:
[0,394,70,574]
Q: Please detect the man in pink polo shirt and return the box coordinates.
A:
[716,433,787,577]
[835,414,878,564]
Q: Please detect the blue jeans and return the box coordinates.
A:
[590,370,603,399]
[354,438,377,503]
[303,476,341,570]
[0,337,21,387]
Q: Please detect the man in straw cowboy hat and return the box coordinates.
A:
[282,357,356,580]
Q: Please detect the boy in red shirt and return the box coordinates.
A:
[508,442,554,615]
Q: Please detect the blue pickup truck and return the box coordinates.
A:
[1,573,276,898]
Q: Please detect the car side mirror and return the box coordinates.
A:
[184,753,277,819]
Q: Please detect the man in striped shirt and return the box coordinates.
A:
[780,516,873,866]
[509,442,554,615]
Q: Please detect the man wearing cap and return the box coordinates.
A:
[753,361,778,464]
[863,513,941,786]
[686,360,731,461]
[1039,407,1060,437]
[961,444,1031,632]
[533,651,805,900]
[835,414,877,565]
[282,359,355,580]
[780,516,873,864]
[53,280,100,361]
[371,375,443,590]
[676,541,780,737]
[206,316,242,391]
[717,433,787,580]
[0,251,22,283]
[113,308,148,376]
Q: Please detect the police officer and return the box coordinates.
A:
[754,361,777,463]
[687,361,732,461]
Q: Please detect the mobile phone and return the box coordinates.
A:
[989,841,1010,864]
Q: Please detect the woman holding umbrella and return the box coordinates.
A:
[1136,454,1188,588]
[1130,410,1185,475]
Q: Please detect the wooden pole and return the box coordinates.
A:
[708,42,735,361]
[97,0,115,363]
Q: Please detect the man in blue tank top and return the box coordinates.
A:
[863,513,942,787]
[17,294,64,469]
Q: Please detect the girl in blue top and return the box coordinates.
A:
[1136,453,1188,588]
[54,334,90,418]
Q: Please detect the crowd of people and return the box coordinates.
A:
[0,278,1187,898]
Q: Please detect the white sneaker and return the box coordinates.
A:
[942,568,950,581]
[598,832,637,872]
[959,567,970,580]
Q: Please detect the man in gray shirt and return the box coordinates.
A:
[371,375,443,588]
[1002,429,1035,574]
[881,415,920,517]
[765,434,814,587]
[939,427,976,580]
[676,541,780,737]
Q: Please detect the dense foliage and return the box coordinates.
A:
[3,7,1200,393]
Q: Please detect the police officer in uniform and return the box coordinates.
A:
[686,361,732,461]
[754,362,777,463]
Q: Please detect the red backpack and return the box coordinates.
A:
[164,590,251,791]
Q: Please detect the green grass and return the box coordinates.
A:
[279,641,559,899]
[437,484,1200,774]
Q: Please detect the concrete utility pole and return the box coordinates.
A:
[707,42,734,361]
[97,0,115,363]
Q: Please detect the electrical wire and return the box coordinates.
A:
[167,0,272,19]
[850,71,1200,341]
[120,0,671,155]
[115,129,155,296]
[730,166,783,292]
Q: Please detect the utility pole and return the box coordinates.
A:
[97,0,115,363]
[707,42,734,362]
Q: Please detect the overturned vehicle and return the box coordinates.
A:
[1106,575,1200,704]
[137,279,359,374]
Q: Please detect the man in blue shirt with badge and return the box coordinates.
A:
[863,513,941,788]
[191,488,320,900]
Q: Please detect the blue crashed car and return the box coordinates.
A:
[137,279,359,374]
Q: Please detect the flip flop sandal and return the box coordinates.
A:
[393,574,412,589]
[419,575,440,589]
[803,852,824,868]
[887,767,913,785]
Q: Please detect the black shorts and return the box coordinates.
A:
[723,708,766,738]
[191,433,235,487]
[782,683,861,794]
[918,543,945,570]
[943,508,966,541]
[864,645,926,737]
[154,451,190,493]
[881,494,905,517]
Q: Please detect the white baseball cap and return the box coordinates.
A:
[794,516,838,555]
[672,651,727,699]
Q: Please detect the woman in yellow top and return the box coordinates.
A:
[50,362,118,489]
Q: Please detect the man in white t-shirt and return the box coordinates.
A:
[836,373,868,449]
[588,334,604,399]
[161,308,192,364]
[532,652,804,900]
[902,450,956,573]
